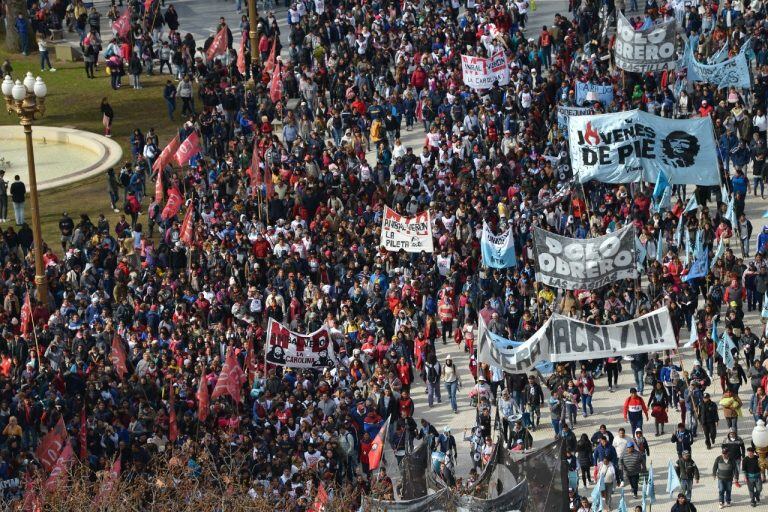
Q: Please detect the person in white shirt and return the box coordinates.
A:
[596,457,617,511]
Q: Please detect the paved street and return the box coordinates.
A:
[84,1,768,509]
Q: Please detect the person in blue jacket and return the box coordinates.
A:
[757,225,768,255]
[14,14,29,55]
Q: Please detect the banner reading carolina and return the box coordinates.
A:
[461,51,510,90]
[533,225,637,290]
[615,12,678,72]
[265,319,336,368]
[568,110,720,186]
[380,206,434,253]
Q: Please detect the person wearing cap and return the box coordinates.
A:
[713,446,736,508]
[675,450,700,500]
[619,441,646,498]
[701,392,720,449]
[622,387,649,435]
[437,426,458,466]
[742,446,762,506]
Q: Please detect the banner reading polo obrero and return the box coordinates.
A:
[481,222,517,268]
[615,12,678,72]
[568,110,720,186]
[380,206,434,253]
[533,225,637,289]
[265,319,337,369]
[461,51,510,90]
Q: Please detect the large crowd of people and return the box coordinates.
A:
[2,0,768,510]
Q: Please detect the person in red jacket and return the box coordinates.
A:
[396,357,413,393]
[410,65,427,91]
[398,390,414,417]
[437,298,455,345]
[623,388,649,434]
[359,432,373,476]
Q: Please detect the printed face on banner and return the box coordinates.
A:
[266,320,334,368]
[533,226,637,290]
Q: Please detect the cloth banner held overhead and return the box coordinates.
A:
[683,39,751,90]
[477,315,550,373]
[480,222,517,268]
[575,82,614,107]
[265,318,336,369]
[568,110,720,186]
[380,206,434,253]
[533,225,637,290]
[557,105,595,133]
[461,51,510,90]
[615,12,678,72]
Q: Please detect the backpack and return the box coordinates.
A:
[426,364,438,384]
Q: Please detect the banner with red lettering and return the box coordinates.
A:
[152,134,180,173]
[211,348,245,404]
[207,26,228,61]
[380,206,434,253]
[175,132,200,167]
[265,318,336,369]
[161,187,183,221]
[36,417,67,473]
[112,9,132,39]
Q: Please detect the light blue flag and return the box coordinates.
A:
[761,293,768,319]
[675,216,684,248]
[683,229,692,266]
[666,460,681,497]
[684,324,698,349]
[591,474,604,512]
[493,335,553,375]
[694,229,704,259]
[725,197,737,227]
[762,210,768,218]
[641,475,648,512]
[480,223,517,269]
[683,253,709,282]
[708,39,729,64]
[720,332,737,352]
[647,465,656,504]
[719,337,735,369]
[683,195,699,214]
[712,319,718,344]
[711,239,725,270]
[656,230,665,262]
[636,237,647,271]
[618,489,628,512]
[721,183,730,204]
[653,170,670,201]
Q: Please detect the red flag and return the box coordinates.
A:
[143,0,154,14]
[154,166,164,204]
[310,482,329,512]
[110,335,128,380]
[237,37,246,75]
[197,365,209,422]
[22,474,43,512]
[264,37,277,73]
[44,443,73,493]
[94,458,121,507]
[175,132,200,167]
[168,380,179,442]
[161,187,184,221]
[36,417,67,473]
[179,203,195,246]
[211,348,245,404]
[152,134,180,173]
[368,417,390,470]
[207,26,229,61]
[245,339,256,387]
[265,165,274,200]
[112,9,131,39]
[269,62,282,103]
[249,143,262,199]
[79,406,87,460]
[21,292,33,335]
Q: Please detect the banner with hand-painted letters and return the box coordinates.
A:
[557,105,595,133]
[615,12,678,72]
[265,318,336,368]
[683,40,752,90]
[380,206,434,253]
[533,225,637,290]
[575,82,614,107]
[568,110,720,186]
[478,308,677,372]
[481,222,517,268]
[461,51,510,90]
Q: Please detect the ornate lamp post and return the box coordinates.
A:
[752,419,768,476]
[247,0,259,82]
[2,72,48,309]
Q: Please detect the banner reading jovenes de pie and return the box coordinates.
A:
[533,225,637,290]
[380,206,434,253]
[265,319,336,369]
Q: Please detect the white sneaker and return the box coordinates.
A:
[50,68,56,72]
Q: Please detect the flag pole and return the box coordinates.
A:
[25,284,41,359]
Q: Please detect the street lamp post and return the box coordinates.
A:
[2,73,48,309]
[751,419,768,477]
[247,0,258,82]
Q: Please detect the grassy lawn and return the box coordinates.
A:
[0,42,180,245]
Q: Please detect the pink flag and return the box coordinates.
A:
[44,443,74,493]
[206,26,229,61]
[197,365,209,422]
[237,37,246,75]
[94,459,121,507]
[110,335,128,380]
[154,166,164,204]
[264,37,277,73]
[211,348,245,404]
[21,292,33,335]
[22,474,43,512]
[269,62,282,103]
[112,9,131,39]
[161,187,184,221]
[36,417,67,473]
[175,132,200,167]
[179,203,195,246]
[152,134,180,173]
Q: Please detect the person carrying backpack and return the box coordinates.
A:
[422,353,441,408]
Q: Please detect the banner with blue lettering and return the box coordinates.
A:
[569,110,720,186]
[684,40,752,90]
[557,105,595,134]
[481,222,517,268]
[575,82,614,107]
